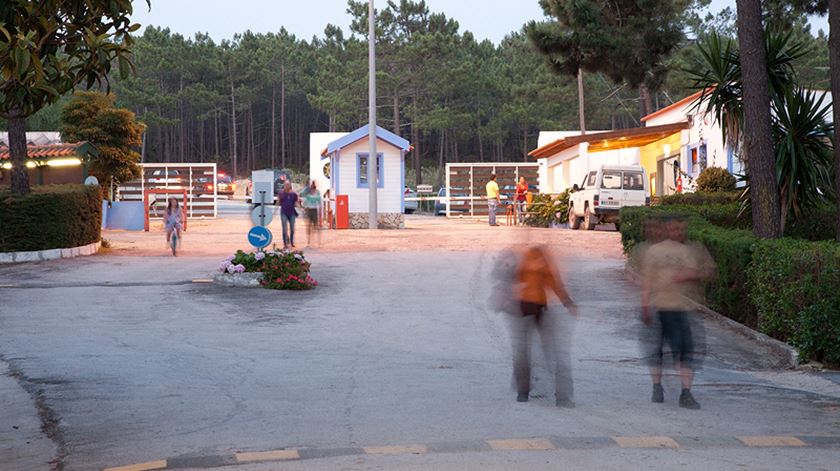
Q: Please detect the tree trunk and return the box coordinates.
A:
[577,68,586,135]
[8,109,30,195]
[230,80,238,178]
[638,82,653,119]
[477,119,484,162]
[214,110,220,160]
[393,94,400,134]
[830,0,840,242]
[737,0,781,238]
[271,83,276,169]
[522,128,529,162]
[281,64,287,169]
[179,76,185,163]
[412,92,421,185]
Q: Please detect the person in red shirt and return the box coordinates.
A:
[514,177,528,225]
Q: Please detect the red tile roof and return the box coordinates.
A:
[0,142,93,160]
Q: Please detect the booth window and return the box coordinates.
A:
[356,153,384,188]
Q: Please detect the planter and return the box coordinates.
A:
[214,272,264,288]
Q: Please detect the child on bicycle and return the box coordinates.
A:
[164,198,183,247]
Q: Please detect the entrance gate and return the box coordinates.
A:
[117,163,218,219]
[444,163,540,219]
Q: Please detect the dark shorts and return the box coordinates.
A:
[305,208,318,224]
[650,310,695,367]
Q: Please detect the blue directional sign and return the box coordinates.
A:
[248,226,273,249]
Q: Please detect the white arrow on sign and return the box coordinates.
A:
[252,233,268,242]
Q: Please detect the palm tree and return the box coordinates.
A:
[690,31,834,233]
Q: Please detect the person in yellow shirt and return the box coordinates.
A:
[486,174,500,226]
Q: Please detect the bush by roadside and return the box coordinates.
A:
[0,184,102,252]
[524,190,570,228]
[658,191,741,206]
[748,239,840,364]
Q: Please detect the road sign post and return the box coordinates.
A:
[250,191,274,226]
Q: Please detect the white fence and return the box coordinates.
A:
[117,163,218,219]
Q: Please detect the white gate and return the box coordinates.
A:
[444,163,540,218]
[117,163,218,219]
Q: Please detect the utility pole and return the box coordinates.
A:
[368,0,378,229]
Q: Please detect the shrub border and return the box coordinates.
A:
[0,241,100,264]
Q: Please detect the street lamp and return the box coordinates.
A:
[368,0,378,229]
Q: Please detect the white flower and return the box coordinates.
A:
[219,261,231,273]
[294,254,303,260]
[227,264,237,274]
[255,252,266,261]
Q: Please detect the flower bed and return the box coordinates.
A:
[217,248,317,290]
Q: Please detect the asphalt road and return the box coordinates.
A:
[1,247,839,470]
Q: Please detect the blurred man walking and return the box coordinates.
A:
[486,174,500,226]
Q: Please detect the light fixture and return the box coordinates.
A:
[47,158,82,167]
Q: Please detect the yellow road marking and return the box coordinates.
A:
[487,438,555,451]
[191,279,214,283]
[363,445,427,455]
[235,449,300,463]
[0,284,18,288]
[613,436,680,449]
[738,436,806,447]
[103,460,167,471]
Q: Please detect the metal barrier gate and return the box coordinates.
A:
[117,163,218,219]
[444,163,540,218]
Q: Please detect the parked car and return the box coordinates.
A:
[404,187,418,214]
[568,165,649,231]
[434,187,469,216]
[195,174,235,199]
[149,169,183,185]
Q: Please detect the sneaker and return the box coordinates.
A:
[651,384,664,403]
[516,392,529,403]
[679,390,700,410]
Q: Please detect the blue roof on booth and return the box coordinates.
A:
[323,125,410,156]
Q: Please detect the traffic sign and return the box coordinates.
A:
[251,205,274,226]
[248,226,273,249]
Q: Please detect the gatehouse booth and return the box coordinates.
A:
[316,125,410,229]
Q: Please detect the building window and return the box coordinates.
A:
[356,152,384,188]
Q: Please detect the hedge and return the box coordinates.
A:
[748,239,840,364]
[0,184,102,252]
[620,205,840,364]
[619,204,745,253]
[658,191,741,206]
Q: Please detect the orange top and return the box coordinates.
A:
[515,247,572,306]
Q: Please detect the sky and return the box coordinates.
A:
[129,0,829,44]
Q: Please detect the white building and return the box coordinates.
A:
[314,125,411,229]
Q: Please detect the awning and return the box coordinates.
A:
[529,122,689,159]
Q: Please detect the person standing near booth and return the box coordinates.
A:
[486,174,500,227]
[515,176,528,225]
[302,181,322,247]
[277,181,299,249]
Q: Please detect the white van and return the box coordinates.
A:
[568,165,650,231]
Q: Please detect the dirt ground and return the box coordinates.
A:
[102,215,626,259]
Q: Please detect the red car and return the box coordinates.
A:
[196,174,236,199]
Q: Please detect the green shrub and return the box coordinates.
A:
[748,239,840,363]
[658,191,741,206]
[0,184,102,252]
[687,222,759,327]
[619,203,746,253]
[524,190,570,227]
[784,203,837,241]
[696,167,737,192]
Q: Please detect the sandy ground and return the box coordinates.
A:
[102,214,626,258]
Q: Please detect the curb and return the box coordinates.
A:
[691,301,799,369]
[0,241,101,264]
[101,434,840,470]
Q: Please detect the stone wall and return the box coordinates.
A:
[348,212,405,229]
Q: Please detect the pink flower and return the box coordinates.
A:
[226,264,237,274]
[219,261,231,273]
[255,252,266,261]
[234,264,246,273]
